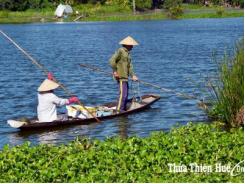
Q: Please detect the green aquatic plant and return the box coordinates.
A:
[208,39,244,127]
[0,123,243,182]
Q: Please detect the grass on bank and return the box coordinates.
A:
[0,123,243,183]
[0,4,243,24]
[0,9,55,24]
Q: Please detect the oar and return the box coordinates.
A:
[0,30,101,123]
[79,63,208,110]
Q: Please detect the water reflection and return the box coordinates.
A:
[2,131,23,147]
[36,131,60,144]
[116,116,130,139]
[14,122,102,146]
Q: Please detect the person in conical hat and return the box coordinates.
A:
[37,73,79,122]
[109,36,139,112]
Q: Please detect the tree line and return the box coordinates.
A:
[0,0,243,11]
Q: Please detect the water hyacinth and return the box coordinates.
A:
[0,123,243,183]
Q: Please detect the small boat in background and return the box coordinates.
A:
[8,94,160,131]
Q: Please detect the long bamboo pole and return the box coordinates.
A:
[79,63,208,110]
[0,30,101,123]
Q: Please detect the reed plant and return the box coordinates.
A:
[208,39,244,127]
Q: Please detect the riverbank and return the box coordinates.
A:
[0,122,243,182]
[0,4,243,24]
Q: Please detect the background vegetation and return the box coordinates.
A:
[0,123,243,182]
[0,0,243,24]
[0,0,243,11]
[208,39,244,127]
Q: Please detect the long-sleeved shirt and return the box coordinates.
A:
[109,47,135,81]
[37,92,69,122]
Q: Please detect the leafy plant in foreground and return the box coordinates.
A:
[0,123,243,182]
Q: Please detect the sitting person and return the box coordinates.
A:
[37,73,79,122]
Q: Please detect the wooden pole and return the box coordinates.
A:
[0,30,101,123]
[79,63,208,110]
[80,63,196,99]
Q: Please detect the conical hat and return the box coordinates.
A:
[38,79,59,92]
[119,36,139,46]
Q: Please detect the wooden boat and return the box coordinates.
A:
[8,94,160,130]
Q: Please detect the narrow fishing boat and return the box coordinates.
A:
[8,94,160,130]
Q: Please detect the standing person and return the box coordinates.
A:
[37,74,79,122]
[109,36,139,112]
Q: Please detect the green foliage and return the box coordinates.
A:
[0,0,244,12]
[0,0,53,11]
[189,0,243,7]
[164,0,182,9]
[86,0,107,5]
[192,0,205,4]
[0,123,243,182]
[106,0,129,5]
[167,5,184,19]
[210,0,223,5]
[216,6,224,16]
[105,0,152,10]
[228,0,244,8]
[0,0,28,11]
[0,10,9,18]
[208,39,244,127]
[134,0,152,10]
[0,0,243,23]
[164,0,183,19]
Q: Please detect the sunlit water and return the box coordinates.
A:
[0,18,243,148]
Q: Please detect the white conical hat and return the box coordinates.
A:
[119,36,139,46]
[38,79,59,92]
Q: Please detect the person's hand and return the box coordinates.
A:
[113,72,119,79]
[47,72,54,80]
[68,96,79,104]
[132,75,138,81]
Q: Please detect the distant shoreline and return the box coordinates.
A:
[0,6,243,24]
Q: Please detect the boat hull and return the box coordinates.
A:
[18,94,160,130]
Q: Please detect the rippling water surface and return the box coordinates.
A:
[0,18,243,148]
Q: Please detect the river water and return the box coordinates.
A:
[0,18,243,148]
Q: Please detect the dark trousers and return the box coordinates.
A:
[117,80,128,112]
